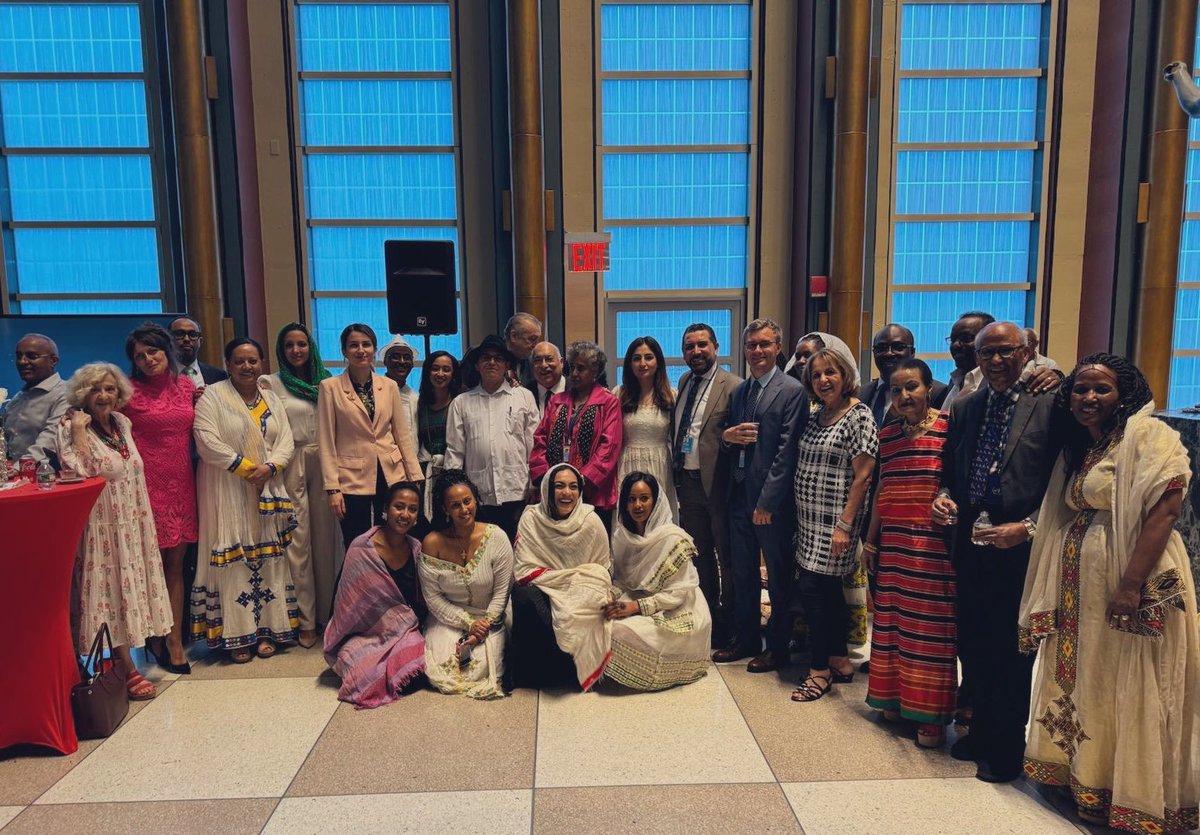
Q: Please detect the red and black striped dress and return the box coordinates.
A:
[865,413,958,725]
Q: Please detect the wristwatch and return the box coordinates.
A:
[326,489,341,495]
[1021,518,1037,540]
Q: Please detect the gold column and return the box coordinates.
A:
[1135,0,1197,404]
[829,0,871,353]
[507,0,547,323]
[166,0,223,365]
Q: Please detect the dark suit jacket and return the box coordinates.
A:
[671,366,740,500]
[859,376,948,426]
[199,362,228,385]
[721,370,808,515]
[941,385,1058,555]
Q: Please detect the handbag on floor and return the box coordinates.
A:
[71,622,129,739]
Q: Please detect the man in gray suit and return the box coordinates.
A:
[672,323,740,648]
[713,318,808,672]
[932,321,1059,783]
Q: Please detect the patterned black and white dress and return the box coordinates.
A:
[793,401,878,576]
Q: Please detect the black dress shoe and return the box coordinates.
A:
[975,763,1022,783]
[949,734,976,761]
[712,645,756,663]
[746,651,780,673]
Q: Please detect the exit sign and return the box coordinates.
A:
[565,232,611,272]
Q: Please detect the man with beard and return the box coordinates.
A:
[170,316,227,399]
[2,333,69,467]
[858,323,948,425]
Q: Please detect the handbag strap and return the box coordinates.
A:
[83,622,114,679]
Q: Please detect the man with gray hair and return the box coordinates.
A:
[1,333,69,467]
[504,312,543,388]
[714,318,807,673]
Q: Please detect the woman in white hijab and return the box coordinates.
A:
[512,462,614,691]
[605,471,711,690]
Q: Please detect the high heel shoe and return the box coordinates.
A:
[145,638,192,675]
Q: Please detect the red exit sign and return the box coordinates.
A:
[565,233,612,272]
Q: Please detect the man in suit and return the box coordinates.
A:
[713,318,808,672]
[170,316,227,395]
[503,312,542,388]
[858,323,948,425]
[671,323,740,648]
[931,321,1059,783]
[527,340,566,416]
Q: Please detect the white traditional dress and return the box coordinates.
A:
[190,381,299,650]
[56,414,172,652]
[419,523,512,700]
[608,495,710,690]
[613,390,677,520]
[1019,406,1200,833]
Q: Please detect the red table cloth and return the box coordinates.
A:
[0,478,104,754]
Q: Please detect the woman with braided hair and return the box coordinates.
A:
[1019,353,1199,832]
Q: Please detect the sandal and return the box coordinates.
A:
[256,639,277,659]
[297,630,318,649]
[790,674,833,702]
[831,668,854,684]
[230,647,253,664]
[126,671,157,701]
[917,724,945,748]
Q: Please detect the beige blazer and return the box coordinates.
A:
[317,372,423,494]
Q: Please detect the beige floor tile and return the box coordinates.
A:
[0,680,173,806]
[34,678,338,804]
[263,790,532,835]
[535,671,774,787]
[2,799,277,835]
[533,784,803,834]
[718,665,975,782]
[185,642,336,682]
[287,688,537,796]
[782,778,1082,835]
[0,807,23,829]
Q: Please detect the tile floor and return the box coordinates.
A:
[0,644,1114,834]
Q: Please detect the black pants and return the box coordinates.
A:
[594,507,613,536]
[957,533,1035,775]
[339,464,390,549]
[678,469,732,645]
[508,584,578,690]
[476,500,525,544]
[794,567,849,670]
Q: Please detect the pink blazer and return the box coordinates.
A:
[317,372,423,495]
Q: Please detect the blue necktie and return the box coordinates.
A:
[733,381,763,483]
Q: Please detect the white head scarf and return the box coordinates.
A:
[782,331,860,387]
[611,475,695,593]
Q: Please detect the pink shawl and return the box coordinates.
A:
[324,526,426,708]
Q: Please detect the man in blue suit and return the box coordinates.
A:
[712,318,808,673]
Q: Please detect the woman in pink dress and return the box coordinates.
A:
[120,322,197,674]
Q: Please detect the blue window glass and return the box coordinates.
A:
[311,297,461,373]
[18,298,161,315]
[296,3,450,73]
[1169,356,1200,410]
[893,221,1034,285]
[301,79,454,147]
[7,155,155,222]
[308,227,459,292]
[11,228,159,293]
[614,308,732,363]
[603,153,749,219]
[0,80,148,148]
[602,79,750,146]
[304,154,457,220]
[898,77,1040,143]
[603,225,746,290]
[900,3,1043,71]
[892,289,1028,357]
[896,150,1036,215]
[600,4,751,72]
[0,3,144,74]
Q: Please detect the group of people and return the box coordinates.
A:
[3,308,1197,833]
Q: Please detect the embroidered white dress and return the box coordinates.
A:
[57,415,173,651]
[419,524,512,699]
[616,403,678,520]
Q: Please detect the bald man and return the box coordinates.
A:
[526,340,565,415]
[2,333,69,467]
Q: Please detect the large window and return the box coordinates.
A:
[292,1,464,378]
[1170,20,1200,409]
[598,1,753,384]
[0,1,171,314]
[885,1,1052,382]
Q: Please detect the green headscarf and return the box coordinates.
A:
[275,322,331,402]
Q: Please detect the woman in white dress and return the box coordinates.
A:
[419,469,512,699]
[57,362,173,701]
[260,322,342,643]
[606,471,711,690]
[191,338,299,663]
[614,336,677,520]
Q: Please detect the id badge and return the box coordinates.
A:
[681,434,695,455]
[562,442,571,463]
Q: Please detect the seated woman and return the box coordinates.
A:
[512,462,614,691]
[324,482,427,708]
[605,471,711,691]
[420,470,512,699]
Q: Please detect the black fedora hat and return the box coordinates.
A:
[463,334,517,368]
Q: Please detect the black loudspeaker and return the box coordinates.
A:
[385,239,458,335]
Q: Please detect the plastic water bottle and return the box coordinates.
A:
[971,510,992,546]
[36,459,55,490]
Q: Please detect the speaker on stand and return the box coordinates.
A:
[385,239,458,363]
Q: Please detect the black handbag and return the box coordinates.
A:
[70,622,129,739]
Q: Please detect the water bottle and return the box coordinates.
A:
[36,459,55,490]
[971,510,993,546]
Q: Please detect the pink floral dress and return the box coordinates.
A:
[121,373,198,549]
[57,414,173,651]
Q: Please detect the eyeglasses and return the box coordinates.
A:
[744,340,777,352]
[976,345,1023,361]
[171,330,202,340]
[872,341,912,354]
[478,353,505,364]
[945,335,974,346]
[14,352,50,362]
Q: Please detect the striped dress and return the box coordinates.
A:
[865,413,958,725]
